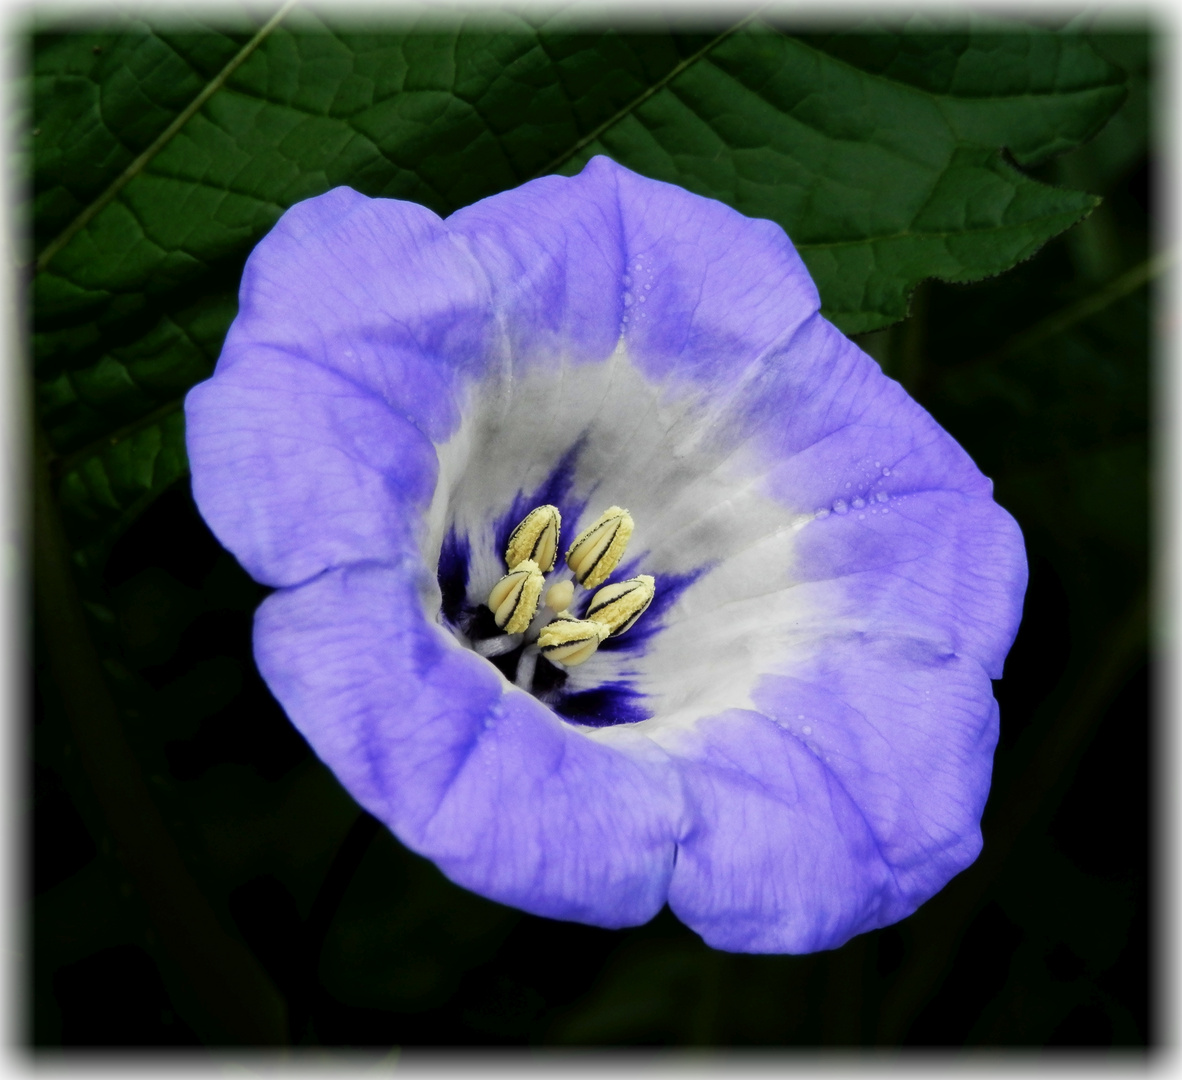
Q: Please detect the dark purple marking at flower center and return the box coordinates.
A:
[572,564,708,654]
[434,449,711,727]
[547,682,651,727]
[492,440,589,560]
[438,446,588,642]
[438,529,471,627]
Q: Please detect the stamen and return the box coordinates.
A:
[505,504,561,572]
[538,617,610,667]
[487,559,545,633]
[473,635,521,658]
[515,645,540,690]
[587,574,656,636]
[565,506,633,589]
[544,580,574,613]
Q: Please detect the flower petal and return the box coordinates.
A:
[186,348,437,586]
[449,155,821,382]
[186,184,496,584]
[664,635,999,953]
[186,156,1027,953]
[664,709,896,954]
[253,561,686,927]
[714,318,1026,677]
[788,488,1027,678]
[221,185,495,440]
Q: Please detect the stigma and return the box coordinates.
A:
[545,580,574,612]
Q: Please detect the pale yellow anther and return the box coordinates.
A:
[565,506,634,589]
[487,559,545,633]
[544,580,575,613]
[505,504,561,572]
[587,574,655,636]
[538,617,610,667]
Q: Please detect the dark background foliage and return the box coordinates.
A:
[28,7,1152,1052]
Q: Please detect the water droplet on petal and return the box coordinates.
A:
[623,274,632,285]
[834,500,848,515]
[802,725,812,736]
[882,467,891,476]
[815,508,830,519]
[875,461,881,468]
[623,292,633,307]
[852,497,865,509]
[876,491,888,503]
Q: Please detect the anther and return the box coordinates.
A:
[586,574,655,636]
[538,617,610,667]
[505,504,561,572]
[487,559,545,633]
[565,506,633,589]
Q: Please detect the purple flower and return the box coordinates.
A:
[185,156,1026,953]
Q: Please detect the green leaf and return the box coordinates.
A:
[573,23,1124,331]
[32,10,1126,566]
[795,22,1127,166]
[30,17,258,250]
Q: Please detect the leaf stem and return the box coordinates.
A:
[895,279,929,395]
[529,4,770,180]
[33,418,289,1044]
[33,0,301,276]
[873,586,1148,1043]
[51,396,185,477]
[946,250,1171,377]
[288,811,382,1039]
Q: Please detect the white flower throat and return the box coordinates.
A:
[486,503,655,679]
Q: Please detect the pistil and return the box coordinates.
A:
[484,503,656,672]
